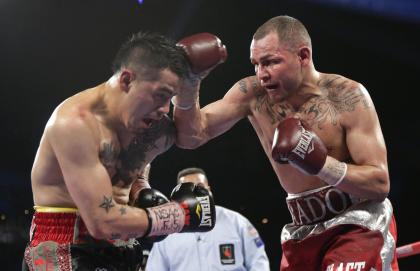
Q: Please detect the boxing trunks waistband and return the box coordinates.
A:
[29,206,136,248]
[286,186,361,226]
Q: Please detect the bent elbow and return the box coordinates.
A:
[175,139,202,149]
[374,178,390,201]
[375,190,389,202]
[378,186,390,201]
[175,134,207,149]
[372,166,390,201]
[86,223,109,239]
[83,217,112,240]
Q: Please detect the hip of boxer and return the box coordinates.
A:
[23,206,141,271]
[28,206,136,247]
[286,185,363,226]
[281,194,398,271]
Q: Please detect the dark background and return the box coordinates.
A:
[1,0,419,269]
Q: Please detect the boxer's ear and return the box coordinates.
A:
[119,70,134,92]
[297,46,311,67]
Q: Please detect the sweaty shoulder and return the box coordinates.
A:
[318,73,372,112]
[46,98,100,148]
[231,75,264,99]
[300,74,374,129]
[222,76,263,115]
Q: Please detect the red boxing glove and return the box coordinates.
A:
[177,32,227,75]
[271,118,327,175]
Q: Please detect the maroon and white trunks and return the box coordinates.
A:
[281,186,399,271]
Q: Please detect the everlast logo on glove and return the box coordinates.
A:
[169,182,216,233]
[179,196,212,227]
[291,128,314,159]
[272,118,329,175]
[197,196,212,227]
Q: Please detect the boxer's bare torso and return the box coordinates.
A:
[242,74,370,193]
[31,84,175,207]
[175,70,387,199]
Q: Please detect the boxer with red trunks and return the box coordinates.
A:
[173,15,399,270]
[22,32,227,270]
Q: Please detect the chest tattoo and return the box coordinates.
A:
[108,118,175,186]
[245,78,288,124]
[255,93,292,124]
[99,143,118,170]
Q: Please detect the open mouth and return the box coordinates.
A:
[263,84,278,92]
[143,118,155,128]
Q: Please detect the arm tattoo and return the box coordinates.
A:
[110,232,122,240]
[127,233,139,239]
[99,195,115,213]
[119,206,127,215]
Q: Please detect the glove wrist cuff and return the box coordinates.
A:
[171,96,198,111]
[142,208,153,237]
[145,202,186,237]
[317,156,347,186]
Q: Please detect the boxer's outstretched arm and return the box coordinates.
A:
[338,83,390,200]
[49,116,151,240]
[174,76,254,149]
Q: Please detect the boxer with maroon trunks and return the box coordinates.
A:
[173,15,399,270]
[22,31,227,270]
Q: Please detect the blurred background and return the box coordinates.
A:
[1,0,419,269]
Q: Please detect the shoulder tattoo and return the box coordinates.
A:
[238,79,248,93]
[238,77,261,95]
[301,76,370,129]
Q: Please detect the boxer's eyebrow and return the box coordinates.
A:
[158,87,175,95]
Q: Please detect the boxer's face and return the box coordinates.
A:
[250,31,303,102]
[122,69,180,133]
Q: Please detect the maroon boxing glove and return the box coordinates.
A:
[272,118,347,186]
[177,32,227,76]
[271,118,327,174]
[172,33,227,110]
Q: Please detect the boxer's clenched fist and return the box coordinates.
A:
[173,33,227,109]
[177,32,227,76]
[271,118,327,174]
[142,182,216,237]
[271,118,347,186]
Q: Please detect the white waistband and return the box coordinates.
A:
[287,185,331,200]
